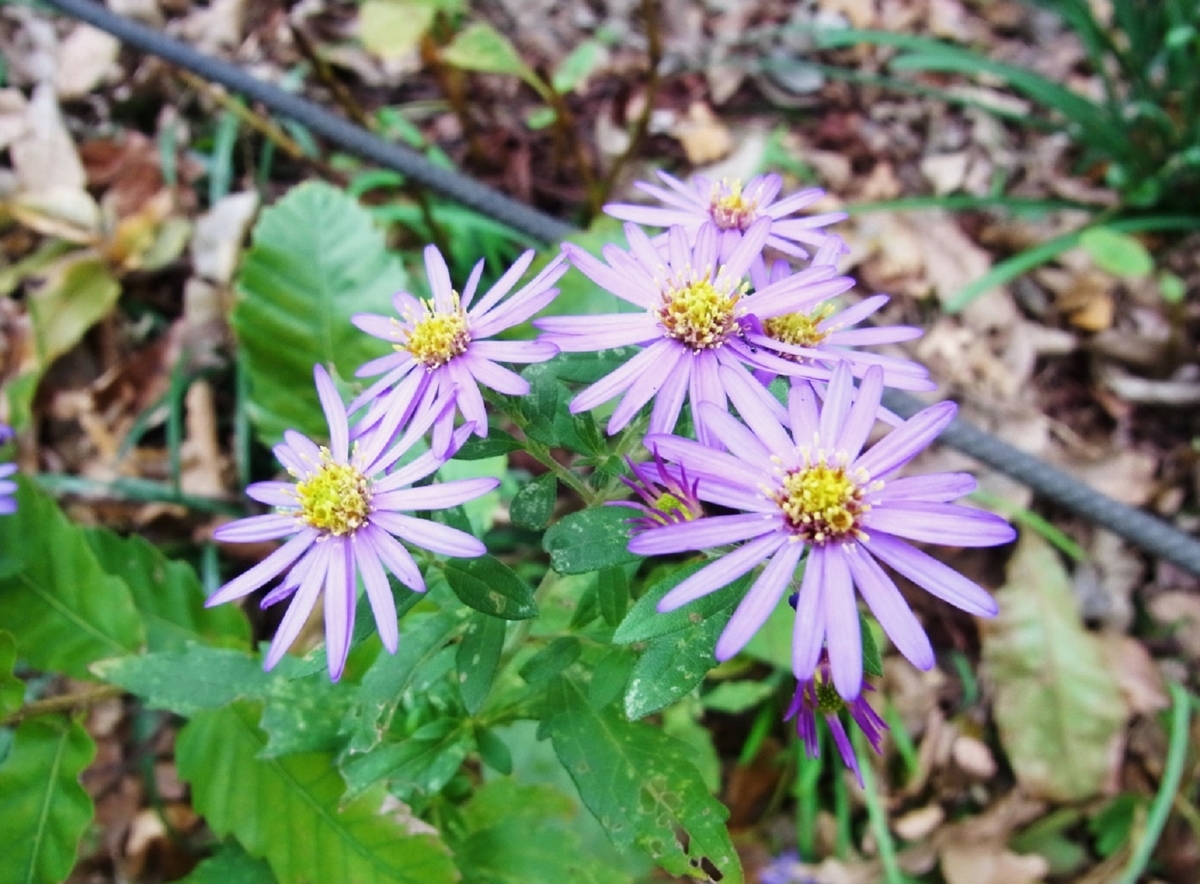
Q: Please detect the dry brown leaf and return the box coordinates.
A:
[191,191,260,285]
[952,735,998,779]
[8,82,87,194]
[921,152,970,195]
[1149,591,1200,660]
[671,101,733,165]
[894,805,945,842]
[54,24,120,99]
[940,841,1049,884]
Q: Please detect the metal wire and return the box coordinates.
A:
[39,0,1200,577]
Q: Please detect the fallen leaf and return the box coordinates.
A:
[981,533,1128,802]
[55,24,121,99]
[671,101,733,165]
[191,191,260,285]
[8,82,87,194]
[921,152,970,195]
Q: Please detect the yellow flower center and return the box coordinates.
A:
[402,296,471,368]
[775,457,872,544]
[812,671,846,716]
[295,455,372,535]
[762,303,836,351]
[656,274,741,350]
[709,180,757,231]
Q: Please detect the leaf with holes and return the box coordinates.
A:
[0,717,96,884]
[233,181,407,446]
[177,701,458,884]
[548,677,742,882]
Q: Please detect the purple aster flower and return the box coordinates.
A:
[627,361,1017,700]
[745,254,934,393]
[604,170,845,260]
[534,219,854,446]
[0,425,15,516]
[786,651,887,788]
[609,452,704,533]
[758,850,817,884]
[207,365,497,681]
[350,245,568,457]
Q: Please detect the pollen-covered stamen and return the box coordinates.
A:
[762,303,837,353]
[775,452,873,544]
[708,179,757,231]
[295,452,372,535]
[656,271,741,350]
[401,294,471,368]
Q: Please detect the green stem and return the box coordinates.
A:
[1115,681,1193,884]
[2,684,124,727]
[853,727,905,884]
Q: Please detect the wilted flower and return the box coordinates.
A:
[535,220,853,446]
[604,170,845,259]
[610,452,704,533]
[207,365,497,680]
[786,651,887,788]
[351,245,568,456]
[628,362,1016,700]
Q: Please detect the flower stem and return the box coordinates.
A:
[2,684,124,727]
[853,727,906,884]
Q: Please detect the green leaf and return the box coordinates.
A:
[441,23,544,96]
[454,779,629,884]
[474,727,513,775]
[702,681,775,715]
[510,473,557,531]
[0,480,144,677]
[552,39,605,94]
[27,253,120,367]
[177,701,458,884]
[442,556,538,620]
[861,611,883,678]
[233,181,407,446]
[259,672,354,757]
[981,532,1128,802]
[92,647,269,716]
[84,528,249,651]
[519,637,582,687]
[456,613,507,714]
[543,507,641,575]
[341,720,470,800]
[178,842,278,884]
[548,677,742,882]
[452,432,524,460]
[0,632,24,719]
[342,610,467,754]
[613,561,749,644]
[359,0,438,59]
[0,717,96,884]
[624,608,731,720]
[597,567,629,627]
[1079,226,1154,277]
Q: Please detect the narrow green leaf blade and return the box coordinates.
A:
[0,717,96,884]
[548,678,742,882]
[233,182,407,446]
[543,507,642,575]
[177,701,459,884]
[981,533,1128,801]
[0,480,144,677]
[1078,226,1154,277]
[510,473,557,531]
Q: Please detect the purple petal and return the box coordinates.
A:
[629,512,779,556]
[374,477,499,512]
[561,243,653,308]
[206,530,318,606]
[354,536,398,653]
[459,258,487,310]
[641,434,763,494]
[212,513,298,543]
[716,541,803,660]
[648,354,691,436]
[845,546,934,670]
[788,381,822,444]
[879,473,977,502]
[718,365,792,452]
[470,340,560,364]
[688,351,727,447]
[658,532,784,611]
[863,502,1017,547]
[836,365,883,460]
[610,344,685,433]
[263,541,331,671]
[854,401,957,480]
[314,365,350,462]
[470,249,534,316]
[825,714,864,787]
[352,312,403,342]
[324,540,355,681]
[696,402,772,464]
[818,362,853,444]
[424,244,456,311]
[571,340,671,414]
[791,548,826,679]
[371,511,486,558]
[362,524,425,592]
[865,532,999,617]
[822,546,862,700]
[246,481,299,508]
[462,355,529,396]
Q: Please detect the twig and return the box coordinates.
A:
[2,684,125,727]
[174,68,307,161]
[288,21,371,128]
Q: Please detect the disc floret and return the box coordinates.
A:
[708,179,757,231]
[775,451,874,543]
[762,303,837,351]
[656,271,742,350]
[403,295,471,368]
[294,453,372,535]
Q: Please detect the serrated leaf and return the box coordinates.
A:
[1079,226,1154,278]
[0,632,24,718]
[177,701,459,884]
[510,473,556,531]
[543,507,642,575]
[624,607,731,720]
[178,842,277,884]
[92,647,269,716]
[85,528,249,651]
[0,717,96,884]
[613,562,750,644]
[0,480,144,677]
[548,678,742,882]
[341,720,470,801]
[233,182,407,446]
[456,613,506,714]
[443,556,538,620]
[981,533,1128,802]
[260,672,353,757]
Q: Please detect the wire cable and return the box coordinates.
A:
[38,0,1200,577]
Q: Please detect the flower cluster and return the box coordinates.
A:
[211,170,1014,780]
